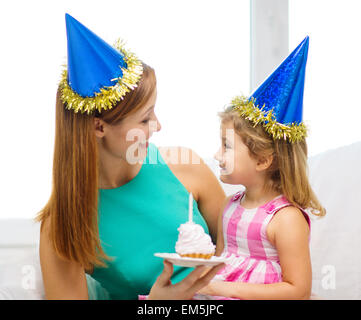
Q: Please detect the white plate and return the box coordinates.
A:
[154,253,227,267]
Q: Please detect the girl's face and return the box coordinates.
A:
[95,88,161,164]
[214,121,258,186]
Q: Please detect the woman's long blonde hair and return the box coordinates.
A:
[36,63,157,270]
[220,109,326,217]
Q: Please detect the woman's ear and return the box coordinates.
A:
[94,117,106,138]
[256,153,274,172]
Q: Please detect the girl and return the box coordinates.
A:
[37,14,225,300]
[196,36,326,300]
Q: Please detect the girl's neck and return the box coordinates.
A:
[241,185,281,209]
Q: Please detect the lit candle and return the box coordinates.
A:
[189,192,193,223]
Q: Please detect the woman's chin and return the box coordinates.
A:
[136,146,148,159]
[125,145,148,164]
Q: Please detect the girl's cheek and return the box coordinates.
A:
[224,150,233,162]
[226,152,237,175]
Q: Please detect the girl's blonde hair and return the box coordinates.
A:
[36,63,157,270]
[220,109,326,217]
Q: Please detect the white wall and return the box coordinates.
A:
[0,0,250,219]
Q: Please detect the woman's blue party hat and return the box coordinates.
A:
[59,14,143,114]
[230,36,309,142]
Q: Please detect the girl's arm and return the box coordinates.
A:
[39,218,89,300]
[198,206,312,299]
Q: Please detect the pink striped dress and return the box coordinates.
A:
[194,191,310,300]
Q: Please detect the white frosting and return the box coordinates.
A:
[175,222,215,255]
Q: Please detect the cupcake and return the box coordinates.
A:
[175,222,215,259]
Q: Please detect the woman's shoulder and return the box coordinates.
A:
[158,145,221,179]
[157,145,208,178]
[157,145,223,201]
[157,145,202,167]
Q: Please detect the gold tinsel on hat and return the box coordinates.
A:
[59,39,143,115]
[229,95,307,143]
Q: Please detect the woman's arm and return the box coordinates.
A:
[39,218,89,300]
[187,149,226,241]
[197,196,230,277]
[198,206,312,299]
[214,195,232,256]
[159,146,226,241]
[193,152,226,242]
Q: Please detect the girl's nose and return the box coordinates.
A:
[214,147,222,162]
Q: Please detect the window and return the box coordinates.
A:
[290,0,361,156]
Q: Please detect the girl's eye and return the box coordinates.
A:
[142,119,150,124]
[224,143,230,149]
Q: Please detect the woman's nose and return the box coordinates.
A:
[154,115,161,132]
[156,119,161,132]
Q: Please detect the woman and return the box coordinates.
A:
[37,14,225,299]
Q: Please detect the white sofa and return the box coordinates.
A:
[1,141,360,299]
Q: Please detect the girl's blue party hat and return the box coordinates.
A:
[230,36,309,142]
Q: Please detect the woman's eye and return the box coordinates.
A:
[141,119,150,124]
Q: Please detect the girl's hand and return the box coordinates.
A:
[148,260,225,300]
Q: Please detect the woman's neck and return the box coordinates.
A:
[97,149,143,189]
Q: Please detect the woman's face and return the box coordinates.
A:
[95,88,161,164]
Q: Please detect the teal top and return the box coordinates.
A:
[90,143,210,299]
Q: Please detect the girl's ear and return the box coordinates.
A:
[94,117,106,138]
[256,153,274,172]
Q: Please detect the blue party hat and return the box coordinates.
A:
[59,14,143,114]
[230,36,309,142]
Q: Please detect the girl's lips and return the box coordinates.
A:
[219,166,230,175]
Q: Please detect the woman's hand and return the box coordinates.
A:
[148,260,225,300]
